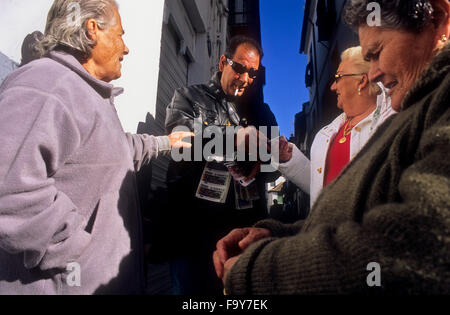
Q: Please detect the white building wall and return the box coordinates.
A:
[145,0,229,189]
[186,0,229,85]
[163,0,228,87]
[114,0,165,133]
[266,176,286,208]
[0,0,51,63]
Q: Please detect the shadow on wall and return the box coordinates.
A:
[94,171,144,295]
[136,113,172,264]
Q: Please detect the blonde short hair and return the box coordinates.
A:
[341,46,381,96]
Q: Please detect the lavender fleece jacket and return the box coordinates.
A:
[0,51,170,295]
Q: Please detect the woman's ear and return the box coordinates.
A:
[359,74,369,91]
[85,19,99,41]
[431,0,450,39]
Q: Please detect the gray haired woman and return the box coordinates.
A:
[38,0,119,60]
[213,0,450,294]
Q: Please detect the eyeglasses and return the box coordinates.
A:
[226,58,258,79]
[334,73,366,83]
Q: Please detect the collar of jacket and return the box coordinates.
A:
[205,71,241,125]
[206,71,228,101]
[48,50,124,100]
[321,107,378,137]
[321,85,394,137]
[402,42,450,111]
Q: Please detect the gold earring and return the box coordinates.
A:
[358,88,361,96]
[442,34,448,43]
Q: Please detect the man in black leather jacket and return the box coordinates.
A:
[164,36,279,295]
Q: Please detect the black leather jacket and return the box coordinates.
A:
[166,72,242,133]
[162,72,279,257]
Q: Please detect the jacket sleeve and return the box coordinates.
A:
[254,218,304,237]
[0,87,91,271]
[226,119,450,294]
[165,88,196,133]
[125,134,171,172]
[278,145,311,194]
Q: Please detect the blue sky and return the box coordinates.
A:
[260,0,309,137]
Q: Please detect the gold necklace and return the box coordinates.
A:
[339,120,354,144]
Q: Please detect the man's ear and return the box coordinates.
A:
[85,18,99,41]
[219,55,227,72]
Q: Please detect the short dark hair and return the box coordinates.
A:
[344,0,435,32]
[224,35,263,60]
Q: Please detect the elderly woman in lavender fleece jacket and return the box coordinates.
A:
[0,0,191,295]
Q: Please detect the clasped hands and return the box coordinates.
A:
[213,227,271,285]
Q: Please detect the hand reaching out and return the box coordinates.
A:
[278,136,294,163]
[168,131,195,149]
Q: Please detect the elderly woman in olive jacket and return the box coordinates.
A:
[214,0,450,294]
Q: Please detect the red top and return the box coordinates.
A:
[324,123,351,187]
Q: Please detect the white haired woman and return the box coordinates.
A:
[277,46,395,209]
[214,0,450,294]
[0,0,193,295]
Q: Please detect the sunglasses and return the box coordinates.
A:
[334,73,366,83]
[226,58,258,79]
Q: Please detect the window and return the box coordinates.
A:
[316,0,336,42]
[229,0,248,25]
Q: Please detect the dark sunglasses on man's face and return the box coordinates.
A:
[226,58,258,79]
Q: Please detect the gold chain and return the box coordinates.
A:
[339,120,354,144]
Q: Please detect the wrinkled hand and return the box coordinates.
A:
[213,227,271,280]
[268,136,293,163]
[279,136,293,163]
[168,131,195,149]
[222,255,241,286]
